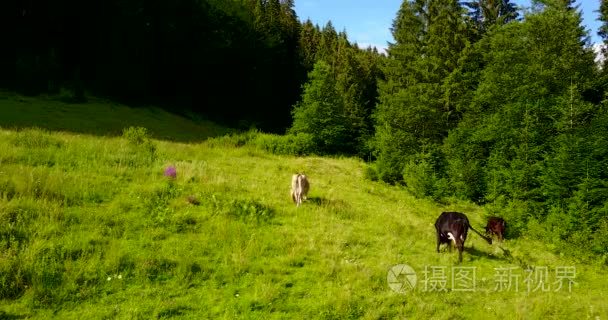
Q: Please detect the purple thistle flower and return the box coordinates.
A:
[164,166,177,179]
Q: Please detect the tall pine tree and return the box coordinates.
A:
[373,0,469,184]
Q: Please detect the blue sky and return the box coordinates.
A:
[294,0,603,51]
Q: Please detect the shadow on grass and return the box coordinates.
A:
[0,311,28,319]
[307,196,350,207]
[496,245,533,270]
[464,246,506,262]
[0,93,232,143]
[307,196,330,205]
[157,306,193,318]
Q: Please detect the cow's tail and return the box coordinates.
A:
[469,225,493,244]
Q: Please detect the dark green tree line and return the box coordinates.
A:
[4,0,306,131]
[372,0,469,185]
[290,21,383,155]
[373,0,608,258]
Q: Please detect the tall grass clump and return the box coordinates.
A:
[203,193,275,224]
[130,180,182,226]
[10,128,63,149]
[0,197,63,302]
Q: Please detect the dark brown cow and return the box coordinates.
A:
[485,217,506,241]
[435,212,492,262]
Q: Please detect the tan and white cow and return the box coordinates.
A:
[291,173,309,207]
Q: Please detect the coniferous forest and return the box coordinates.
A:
[4,0,608,260]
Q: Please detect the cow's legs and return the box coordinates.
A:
[436,233,441,253]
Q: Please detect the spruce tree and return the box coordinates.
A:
[463,0,519,39]
[373,0,468,184]
[599,0,608,69]
[290,60,349,154]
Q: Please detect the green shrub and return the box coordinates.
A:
[446,157,486,202]
[205,130,258,148]
[402,158,446,200]
[122,126,156,164]
[225,199,275,223]
[122,126,150,145]
[206,131,317,156]
[591,219,608,259]
[363,164,379,182]
[207,194,275,224]
[252,133,316,156]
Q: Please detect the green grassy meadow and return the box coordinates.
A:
[0,97,607,319]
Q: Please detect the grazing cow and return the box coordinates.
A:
[291,173,309,207]
[485,216,506,241]
[434,212,493,262]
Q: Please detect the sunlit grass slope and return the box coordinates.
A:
[0,97,606,319]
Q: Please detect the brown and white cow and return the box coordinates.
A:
[435,211,492,262]
[485,216,506,241]
[291,173,309,207]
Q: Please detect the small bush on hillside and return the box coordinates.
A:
[122,126,156,164]
[226,198,275,223]
[122,126,150,145]
[208,194,275,224]
[363,164,379,181]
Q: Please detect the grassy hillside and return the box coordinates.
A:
[0,91,230,142]
[0,97,607,319]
